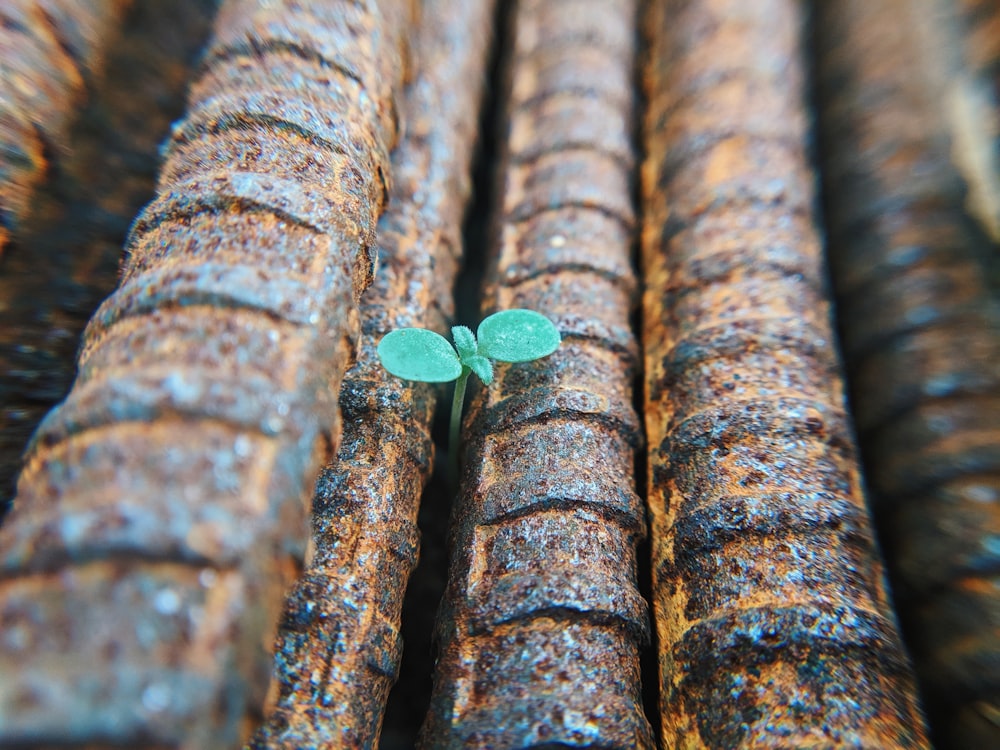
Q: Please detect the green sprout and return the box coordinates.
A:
[377,309,561,481]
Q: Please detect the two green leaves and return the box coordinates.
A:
[377,309,561,385]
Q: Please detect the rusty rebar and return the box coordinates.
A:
[0,0,411,746]
[814,0,1000,746]
[248,0,494,746]
[419,0,654,746]
[0,0,220,516]
[640,0,930,746]
[0,0,130,251]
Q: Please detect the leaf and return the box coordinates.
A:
[466,354,493,384]
[451,325,477,361]
[477,309,561,362]
[377,328,463,382]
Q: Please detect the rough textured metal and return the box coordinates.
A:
[248,0,494,747]
[814,1,1000,746]
[640,0,930,747]
[0,0,220,516]
[0,0,410,746]
[419,0,654,747]
[0,0,129,252]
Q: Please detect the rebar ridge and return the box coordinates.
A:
[0,0,411,746]
[814,0,1000,746]
[640,0,930,746]
[0,0,129,251]
[248,0,494,746]
[419,0,654,747]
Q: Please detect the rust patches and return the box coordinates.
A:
[0,0,411,746]
[247,0,495,747]
[641,0,930,747]
[419,0,653,746]
[0,0,129,251]
[814,1,1000,746]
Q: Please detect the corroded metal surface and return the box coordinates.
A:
[248,0,494,746]
[0,0,410,746]
[640,0,930,746]
[0,0,129,251]
[814,1,1000,746]
[419,0,654,746]
[0,0,219,515]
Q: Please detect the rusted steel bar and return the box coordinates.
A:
[640,0,930,746]
[813,1,1000,746]
[419,0,654,746]
[0,0,411,746]
[0,0,130,251]
[0,0,220,515]
[248,0,494,747]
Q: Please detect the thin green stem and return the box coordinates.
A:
[448,368,470,488]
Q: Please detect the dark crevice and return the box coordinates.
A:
[632,0,660,744]
[378,1,515,747]
[458,4,519,327]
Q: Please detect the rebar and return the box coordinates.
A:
[419,0,654,746]
[0,0,411,745]
[640,0,930,746]
[814,0,1000,746]
[249,0,493,746]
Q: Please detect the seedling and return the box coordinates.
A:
[377,309,561,482]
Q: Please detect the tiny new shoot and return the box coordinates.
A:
[376,309,561,483]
